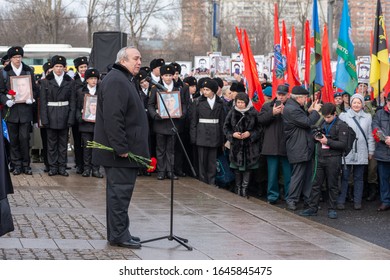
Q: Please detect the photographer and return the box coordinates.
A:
[299,103,348,219]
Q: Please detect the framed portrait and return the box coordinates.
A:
[231,52,241,62]
[176,61,192,77]
[194,56,210,75]
[10,75,33,103]
[82,94,98,123]
[357,63,370,81]
[157,91,182,119]
[215,56,231,75]
[358,56,370,63]
[231,61,243,75]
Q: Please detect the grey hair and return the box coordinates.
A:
[290,94,305,100]
[115,46,136,63]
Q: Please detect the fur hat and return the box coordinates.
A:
[213,77,223,89]
[136,68,149,81]
[73,56,88,69]
[291,85,309,95]
[7,46,24,58]
[150,58,165,70]
[51,55,67,67]
[84,68,100,80]
[1,54,9,65]
[202,79,218,94]
[350,93,365,105]
[42,62,52,74]
[230,82,246,93]
[160,64,175,76]
[140,66,151,74]
[183,76,197,87]
[170,62,181,74]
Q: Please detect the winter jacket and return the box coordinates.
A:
[372,106,390,162]
[339,109,375,165]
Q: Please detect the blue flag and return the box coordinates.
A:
[309,0,323,89]
[335,0,358,95]
[2,118,9,142]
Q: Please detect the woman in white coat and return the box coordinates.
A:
[337,94,375,210]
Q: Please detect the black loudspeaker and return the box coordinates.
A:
[90,31,127,73]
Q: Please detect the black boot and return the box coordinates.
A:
[366,183,377,201]
[241,171,251,198]
[234,170,242,195]
[92,167,104,178]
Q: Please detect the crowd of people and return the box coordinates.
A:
[1,46,390,233]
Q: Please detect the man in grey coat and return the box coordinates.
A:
[92,47,149,249]
[282,86,322,210]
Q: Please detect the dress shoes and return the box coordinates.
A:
[43,166,50,172]
[58,170,69,177]
[157,172,165,180]
[82,170,91,177]
[377,203,390,212]
[13,169,22,175]
[109,239,141,249]
[286,201,297,211]
[48,170,57,176]
[166,172,178,180]
[76,166,84,174]
[131,236,140,242]
[24,167,33,175]
[92,170,104,178]
[175,171,186,177]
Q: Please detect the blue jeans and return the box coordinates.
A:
[338,165,365,205]
[377,161,390,205]
[266,155,291,202]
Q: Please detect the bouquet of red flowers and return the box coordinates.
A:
[4,89,16,121]
[372,128,386,143]
[87,141,157,172]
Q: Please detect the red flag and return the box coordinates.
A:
[287,25,301,90]
[272,3,283,98]
[304,20,311,88]
[321,24,334,103]
[242,30,265,111]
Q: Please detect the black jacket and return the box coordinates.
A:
[40,71,76,129]
[190,95,225,147]
[0,62,37,123]
[316,117,349,158]
[282,98,321,164]
[76,84,99,133]
[258,98,287,156]
[147,85,186,135]
[92,63,149,168]
[224,106,262,167]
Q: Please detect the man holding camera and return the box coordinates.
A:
[299,103,349,219]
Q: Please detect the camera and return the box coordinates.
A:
[275,100,282,106]
[312,127,324,139]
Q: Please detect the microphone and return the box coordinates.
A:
[145,76,168,91]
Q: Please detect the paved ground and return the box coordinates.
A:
[1,163,390,260]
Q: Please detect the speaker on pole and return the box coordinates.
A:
[90,31,127,73]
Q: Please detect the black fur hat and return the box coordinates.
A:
[7,46,24,58]
[202,79,218,94]
[150,58,165,70]
[84,68,100,80]
[73,56,89,69]
[160,64,175,76]
[183,76,197,87]
[51,55,67,67]
[170,62,181,74]
[230,81,246,93]
[291,86,309,95]
[136,69,149,81]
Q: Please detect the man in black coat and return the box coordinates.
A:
[92,47,149,249]
[40,55,76,177]
[282,86,322,211]
[258,84,291,204]
[0,46,37,175]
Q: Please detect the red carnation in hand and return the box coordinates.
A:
[147,157,157,173]
[8,89,16,96]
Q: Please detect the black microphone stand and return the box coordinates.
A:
[141,86,196,251]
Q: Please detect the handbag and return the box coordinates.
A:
[215,151,235,188]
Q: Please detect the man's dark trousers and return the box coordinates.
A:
[104,166,138,243]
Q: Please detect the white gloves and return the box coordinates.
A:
[26,99,33,104]
[6,100,15,107]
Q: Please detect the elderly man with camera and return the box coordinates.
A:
[282,86,322,211]
[299,103,349,219]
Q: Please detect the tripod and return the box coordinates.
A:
[141,87,196,251]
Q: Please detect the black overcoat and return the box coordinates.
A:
[0,62,37,123]
[282,98,320,164]
[39,72,76,129]
[92,63,150,168]
[76,84,98,133]
[224,106,262,167]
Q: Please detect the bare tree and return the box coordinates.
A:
[120,0,176,48]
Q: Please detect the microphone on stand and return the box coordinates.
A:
[145,76,168,91]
